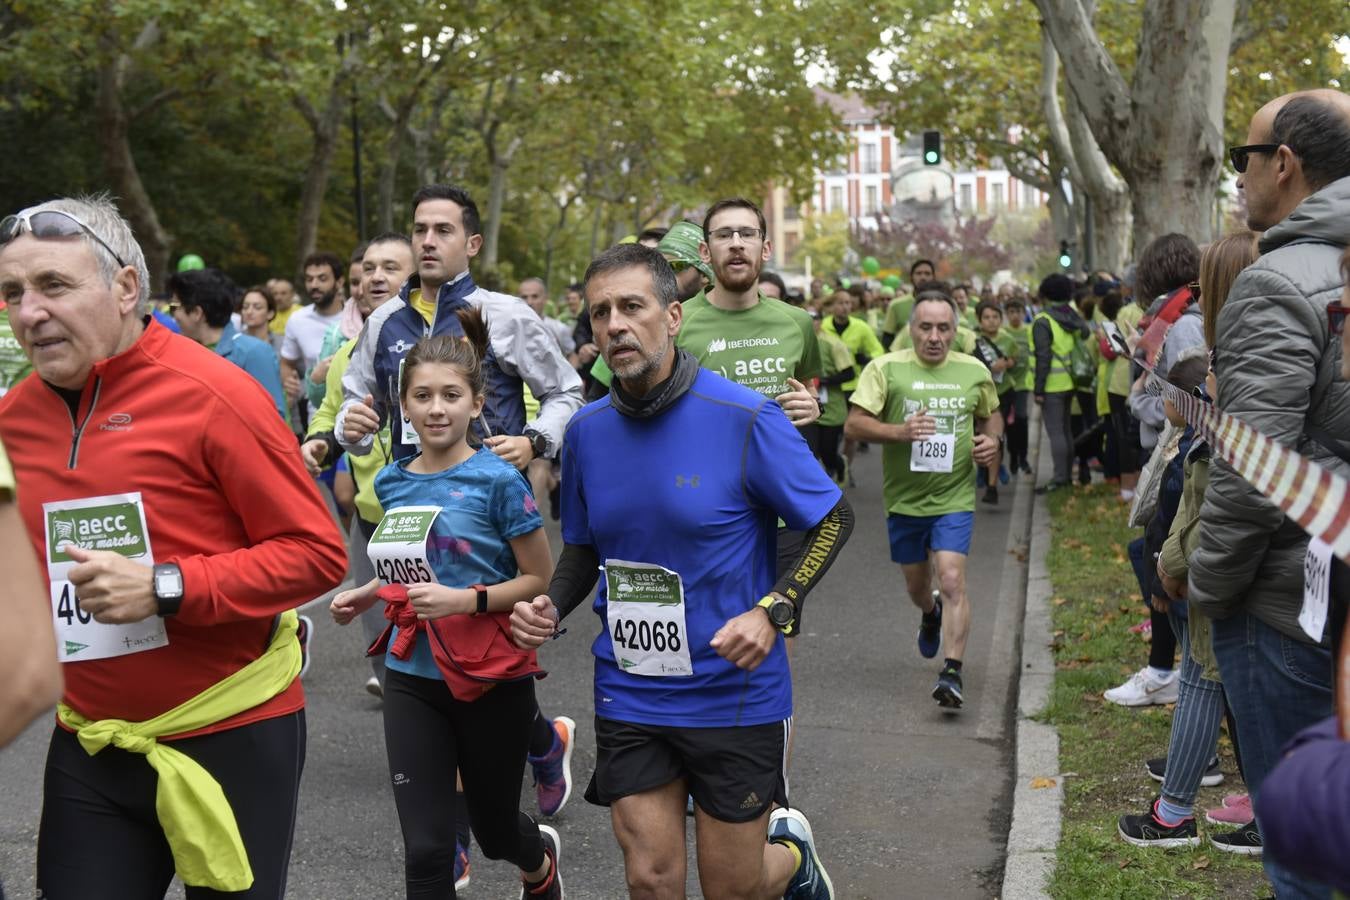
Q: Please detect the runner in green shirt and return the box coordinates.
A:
[1002,297,1034,475]
[811,310,855,486]
[880,258,936,346]
[845,290,1002,710]
[972,300,1018,504]
[675,198,822,650]
[0,302,32,396]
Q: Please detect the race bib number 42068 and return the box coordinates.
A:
[43,493,167,663]
[604,559,693,677]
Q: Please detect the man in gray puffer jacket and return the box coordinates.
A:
[1189,89,1350,900]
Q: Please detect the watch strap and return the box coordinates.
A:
[153,562,184,617]
[473,583,488,615]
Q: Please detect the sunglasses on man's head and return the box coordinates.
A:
[0,209,127,268]
[1228,144,1280,174]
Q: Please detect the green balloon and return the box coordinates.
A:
[177,253,205,272]
[884,274,901,289]
[862,256,880,275]
[840,278,852,289]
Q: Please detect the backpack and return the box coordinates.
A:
[1052,336,1096,392]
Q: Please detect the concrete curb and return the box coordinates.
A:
[1001,409,1063,900]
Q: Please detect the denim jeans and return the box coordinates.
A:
[1212,610,1333,899]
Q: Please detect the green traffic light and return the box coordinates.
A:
[1059,254,1072,268]
[924,150,939,164]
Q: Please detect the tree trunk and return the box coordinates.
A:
[94,39,172,291]
[376,121,404,234]
[480,135,522,272]
[1035,0,1236,254]
[293,86,346,276]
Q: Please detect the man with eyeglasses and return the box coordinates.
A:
[1188,88,1350,900]
[676,198,823,649]
[0,196,347,899]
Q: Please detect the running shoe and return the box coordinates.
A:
[932,666,964,709]
[1205,794,1252,826]
[528,716,575,817]
[364,675,383,699]
[769,808,834,900]
[1117,799,1200,849]
[1145,755,1223,787]
[917,593,942,659]
[454,839,471,891]
[1209,821,1262,857]
[982,486,999,505]
[1127,618,1152,636]
[520,824,563,899]
[296,614,314,678]
[1103,667,1178,706]
[1034,480,1069,495]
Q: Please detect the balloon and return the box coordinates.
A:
[177,253,205,272]
[840,278,852,289]
[883,274,902,289]
[862,256,880,275]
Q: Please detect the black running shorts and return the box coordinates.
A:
[584,716,790,823]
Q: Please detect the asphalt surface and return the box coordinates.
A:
[0,447,1031,899]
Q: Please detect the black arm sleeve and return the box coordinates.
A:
[819,366,855,387]
[770,494,854,608]
[546,542,602,620]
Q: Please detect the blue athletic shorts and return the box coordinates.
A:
[886,511,975,565]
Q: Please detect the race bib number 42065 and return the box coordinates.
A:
[43,493,167,663]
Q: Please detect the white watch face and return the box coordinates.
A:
[155,571,183,597]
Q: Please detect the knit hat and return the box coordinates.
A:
[1038,273,1074,304]
[657,221,714,282]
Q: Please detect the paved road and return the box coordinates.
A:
[0,447,1031,899]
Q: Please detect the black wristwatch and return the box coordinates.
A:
[523,428,549,459]
[153,563,184,617]
[756,594,796,633]
[472,583,488,616]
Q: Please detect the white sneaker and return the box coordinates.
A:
[1103,667,1178,706]
[364,675,383,698]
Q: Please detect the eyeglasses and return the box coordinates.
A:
[1328,302,1348,337]
[0,210,127,268]
[707,227,763,244]
[1228,144,1280,174]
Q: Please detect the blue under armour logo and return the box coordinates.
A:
[675,475,700,488]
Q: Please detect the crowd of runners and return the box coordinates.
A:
[0,86,1347,900]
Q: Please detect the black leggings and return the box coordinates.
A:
[37,710,305,900]
[1005,390,1030,468]
[810,423,845,482]
[383,669,546,899]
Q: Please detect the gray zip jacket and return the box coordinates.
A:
[1188,175,1350,641]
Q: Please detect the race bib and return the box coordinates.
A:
[1299,537,1333,642]
[43,493,167,662]
[604,559,692,677]
[368,506,441,585]
[910,415,956,473]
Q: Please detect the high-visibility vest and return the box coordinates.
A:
[1032,312,1076,393]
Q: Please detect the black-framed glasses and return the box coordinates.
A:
[1229,144,1280,174]
[0,210,127,268]
[707,226,763,244]
[1328,302,1348,337]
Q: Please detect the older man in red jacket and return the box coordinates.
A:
[0,195,347,900]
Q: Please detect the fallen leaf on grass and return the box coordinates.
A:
[1118,858,1132,870]
[1030,777,1057,789]
[1191,857,1211,870]
[1053,596,1069,606]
